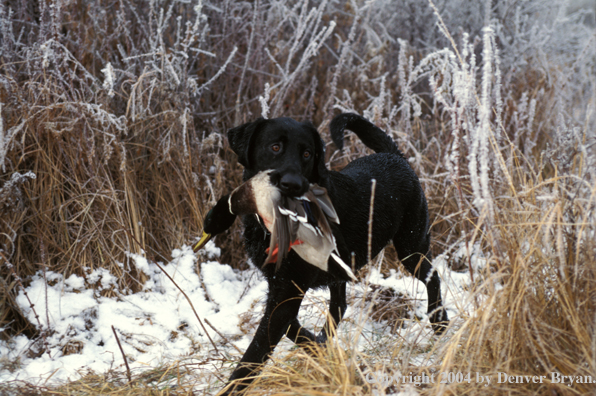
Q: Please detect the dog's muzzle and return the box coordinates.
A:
[274,172,308,197]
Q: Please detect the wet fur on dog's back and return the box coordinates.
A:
[221,113,447,394]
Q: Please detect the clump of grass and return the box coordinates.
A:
[0,360,204,395]
[432,150,596,395]
[241,336,372,395]
[366,284,413,333]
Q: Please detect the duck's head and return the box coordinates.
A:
[193,194,236,253]
[193,170,283,253]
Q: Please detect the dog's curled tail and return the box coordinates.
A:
[330,113,403,157]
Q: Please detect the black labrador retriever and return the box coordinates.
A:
[221,113,447,393]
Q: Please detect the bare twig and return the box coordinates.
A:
[234,0,259,125]
[40,236,51,355]
[122,227,221,356]
[111,325,132,384]
[152,259,220,355]
[204,318,243,354]
[0,250,51,357]
[367,178,377,265]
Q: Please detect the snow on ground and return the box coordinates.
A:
[0,241,482,392]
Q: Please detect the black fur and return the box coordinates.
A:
[222,113,447,394]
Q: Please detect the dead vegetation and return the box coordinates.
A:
[1,0,595,394]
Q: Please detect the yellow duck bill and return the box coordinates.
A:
[193,231,212,253]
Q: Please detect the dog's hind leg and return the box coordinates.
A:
[224,279,309,394]
[316,281,347,343]
[393,234,448,333]
[314,228,350,342]
[286,317,316,344]
[286,281,347,347]
[286,281,346,351]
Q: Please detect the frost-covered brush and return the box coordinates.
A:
[193,170,356,280]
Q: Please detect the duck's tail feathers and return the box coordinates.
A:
[331,252,357,281]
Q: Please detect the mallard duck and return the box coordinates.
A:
[193,170,356,280]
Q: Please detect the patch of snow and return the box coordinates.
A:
[1,240,479,393]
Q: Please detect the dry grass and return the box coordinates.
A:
[1,0,595,394]
[245,343,370,395]
[0,363,200,395]
[437,158,596,394]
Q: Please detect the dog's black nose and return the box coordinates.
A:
[279,173,306,196]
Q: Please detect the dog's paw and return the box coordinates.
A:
[429,307,449,334]
[217,383,242,396]
[315,333,329,344]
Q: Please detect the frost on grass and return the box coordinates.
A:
[0,171,37,212]
[101,62,115,98]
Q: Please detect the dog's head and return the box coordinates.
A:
[228,117,328,197]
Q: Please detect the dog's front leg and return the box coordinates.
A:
[222,279,307,395]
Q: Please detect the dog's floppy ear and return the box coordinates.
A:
[306,123,328,182]
[227,118,267,168]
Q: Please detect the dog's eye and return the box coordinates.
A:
[271,144,281,153]
[303,150,311,159]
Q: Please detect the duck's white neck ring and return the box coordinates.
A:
[228,195,234,215]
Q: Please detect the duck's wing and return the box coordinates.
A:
[310,185,340,224]
[283,198,301,239]
[300,190,333,240]
[280,195,329,242]
[277,198,311,237]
